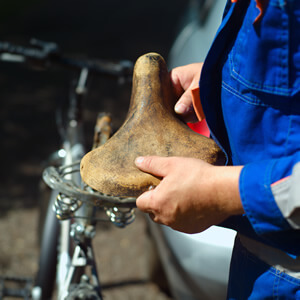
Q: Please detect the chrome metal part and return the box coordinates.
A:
[62,241,102,300]
[105,207,135,228]
[43,161,136,208]
[66,275,101,300]
[70,223,96,243]
[54,193,82,220]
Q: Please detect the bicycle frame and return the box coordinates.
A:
[32,66,101,300]
[0,39,135,300]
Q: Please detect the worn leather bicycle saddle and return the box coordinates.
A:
[80,53,225,198]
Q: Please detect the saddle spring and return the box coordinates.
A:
[105,207,135,228]
[53,193,82,221]
[53,191,135,227]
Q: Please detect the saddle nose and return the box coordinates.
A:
[80,53,225,198]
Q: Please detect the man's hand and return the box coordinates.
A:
[170,63,203,123]
[135,156,244,234]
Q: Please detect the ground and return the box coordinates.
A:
[0,1,187,298]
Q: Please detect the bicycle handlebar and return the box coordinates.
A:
[0,38,133,79]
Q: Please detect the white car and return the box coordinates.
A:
[148,1,237,299]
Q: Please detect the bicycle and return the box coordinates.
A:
[0,38,137,300]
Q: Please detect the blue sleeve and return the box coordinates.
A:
[240,155,300,256]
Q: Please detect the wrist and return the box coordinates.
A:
[213,165,245,216]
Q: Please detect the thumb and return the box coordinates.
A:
[135,156,169,178]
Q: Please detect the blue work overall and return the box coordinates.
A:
[200,0,300,298]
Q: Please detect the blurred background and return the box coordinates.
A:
[0,0,187,299]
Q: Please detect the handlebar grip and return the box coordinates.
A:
[0,39,133,78]
[0,40,59,61]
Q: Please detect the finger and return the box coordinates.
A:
[169,68,185,97]
[149,213,162,224]
[135,156,170,178]
[136,190,153,212]
[174,93,199,123]
[174,91,194,115]
[136,191,163,224]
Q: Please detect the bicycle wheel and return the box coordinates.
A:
[34,189,59,300]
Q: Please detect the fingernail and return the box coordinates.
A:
[175,103,187,114]
[135,156,144,166]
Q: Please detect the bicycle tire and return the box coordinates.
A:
[35,189,59,300]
